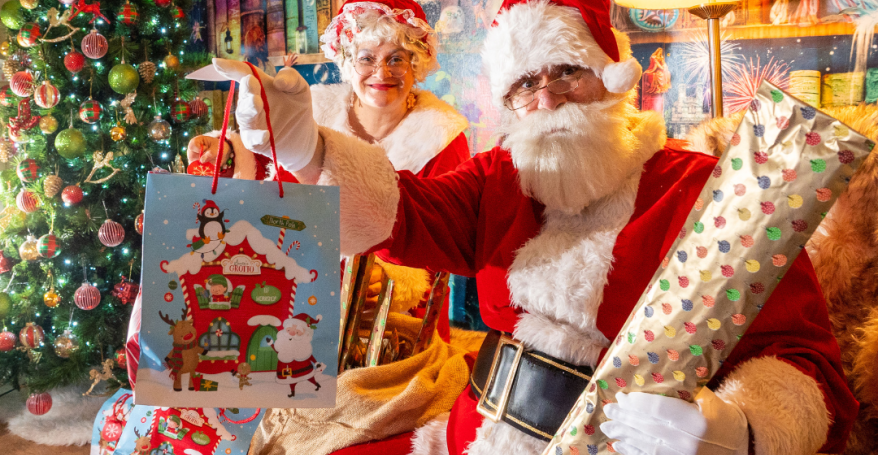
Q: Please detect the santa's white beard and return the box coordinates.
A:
[500,98,646,214]
[274,332,314,363]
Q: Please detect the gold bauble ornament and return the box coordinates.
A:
[110,124,127,141]
[163,54,179,70]
[19,235,39,261]
[43,174,63,198]
[43,289,60,308]
[53,330,80,358]
[20,0,38,10]
[39,115,58,134]
[0,41,10,58]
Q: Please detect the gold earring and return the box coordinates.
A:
[350,91,357,108]
[406,92,416,110]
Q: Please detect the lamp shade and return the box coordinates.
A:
[615,0,737,8]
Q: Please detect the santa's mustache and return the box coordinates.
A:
[498,96,624,138]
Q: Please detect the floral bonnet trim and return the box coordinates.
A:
[320,2,438,60]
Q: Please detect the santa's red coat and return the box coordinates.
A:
[371,139,856,454]
[273,352,317,383]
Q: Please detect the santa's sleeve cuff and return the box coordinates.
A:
[715,355,831,455]
[316,126,399,256]
[203,130,260,180]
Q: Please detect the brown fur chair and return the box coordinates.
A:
[686,105,878,455]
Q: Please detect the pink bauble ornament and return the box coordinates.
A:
[26,392,52,416]
[10,71,34,97]
[61,185,83,204]
[98,219,125,247]
[189,97,208,118]
[64,50,85,73]
[74,282,100,310]
[0,331,16,351]
[34,81,60,109]
[81,29,108,59]
[59,0,76,5]
[16,189,38,213]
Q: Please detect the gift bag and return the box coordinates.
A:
[91,389,135,455]
[134,173,340,408]
[112,405,263,455]
[543,81,875,455]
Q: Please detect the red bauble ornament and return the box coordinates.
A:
[155,0,172,7]
[81,29,109,59]
[16,189,39,213]
[34,81,60,109]
[26,392,52,416]
[99,219,125,247]
[114,347,127,369]
[0,331,16,351]
[19,322,45,349]
[172,5,184,19]
[79,99,104,124]
[64,50,86,74]
[74,282,101,310]
[116,2,139,25]
[0,251,12,274]
[16,23,41,48]
[17,158,39,183]
[171,100,191,123]
[0,85,16,107]
[10,71,34,97]
[62,185,84,204]
[102,419,123,442]
[112,277,139,304]
[134,212,144,235]
[189,97,208,118]
[164,292,173,302]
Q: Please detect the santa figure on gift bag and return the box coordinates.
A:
[210,0,858,453]
[267,313,325,397]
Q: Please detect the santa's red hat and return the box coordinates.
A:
[201,200,219,214]
[283,313,323,330]
[482,0,641,108]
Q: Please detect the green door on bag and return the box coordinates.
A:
[247,326,279,372]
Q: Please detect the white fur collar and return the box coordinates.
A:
[310,83,469,173]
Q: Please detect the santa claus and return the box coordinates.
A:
[267,313,325,397]
[214,0,856,454]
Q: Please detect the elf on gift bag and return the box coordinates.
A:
[543,81,874,455]
[112,405,263,455]
[135,174,340,408]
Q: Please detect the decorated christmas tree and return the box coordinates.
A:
[0,0,212,412]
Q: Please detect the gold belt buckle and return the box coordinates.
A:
[476,334,524,423]
[282,367,292,377]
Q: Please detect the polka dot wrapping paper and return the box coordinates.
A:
[542,81,875,455]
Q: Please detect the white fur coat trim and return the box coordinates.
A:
[317,126,400,255]
[482,0,637,108]
[410,413,451,455]
[311,83,469,173]
[203,130,259,180]
[716,355,831,455]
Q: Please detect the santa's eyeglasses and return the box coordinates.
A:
[354,55,411,78]
[503,68,586,110]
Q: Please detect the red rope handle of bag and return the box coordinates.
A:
[211,63,285,198]
[211,82,236,194]
[112,392,132,420]
[219,408,262,424]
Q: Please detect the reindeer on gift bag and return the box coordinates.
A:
[129,427,152,455]
[159,309,207,391]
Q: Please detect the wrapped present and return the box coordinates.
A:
[865,68,878,104]
[543,81,875,455]
[821,71,865,107]
[200,378,218,391]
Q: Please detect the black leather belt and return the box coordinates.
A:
[470,330,594,441]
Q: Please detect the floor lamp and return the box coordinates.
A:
[615,1,740,118]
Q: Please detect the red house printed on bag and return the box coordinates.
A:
[161,219,317,376]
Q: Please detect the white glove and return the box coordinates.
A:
[600,388,749,455]
[212,58,318,172]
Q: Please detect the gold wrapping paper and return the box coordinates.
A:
[543,81,875,455]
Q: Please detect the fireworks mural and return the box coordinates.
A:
[724,57,792,114]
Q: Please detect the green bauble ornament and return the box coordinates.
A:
[0,292,10,318]
[55,128,86,160]
[0,1,23,30]
[108,63,140,94]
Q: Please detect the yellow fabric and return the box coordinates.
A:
[372,258,432,313]
[249,313,472,455]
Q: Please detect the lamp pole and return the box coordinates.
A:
[687,2,739,118]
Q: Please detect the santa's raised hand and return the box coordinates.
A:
[212,58,318,171]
